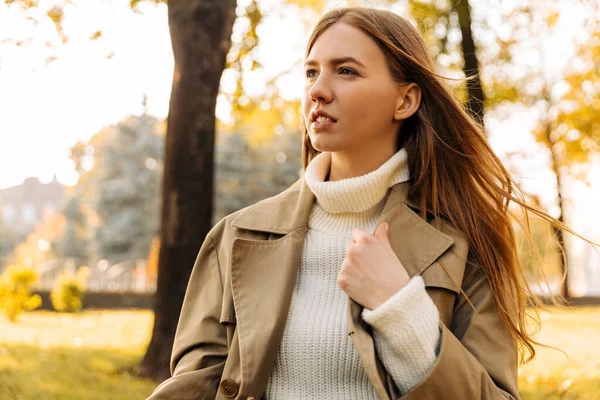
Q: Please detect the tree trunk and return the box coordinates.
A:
[547,129,570,302]
[139,0,237,382]
[452,0,486,129]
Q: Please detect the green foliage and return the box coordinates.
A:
[70,115,164,264]
[55,197,89,261]
[549,30,600,162]
[0,264,42,322]
[94,116,164,263]
[407,0,465,73]
[214,128,303,223]
[0,219,20,271]
[483,1,600,165]
[50,266,89,313]
[225,0,263,120]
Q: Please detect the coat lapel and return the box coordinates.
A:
[229,178,314,396]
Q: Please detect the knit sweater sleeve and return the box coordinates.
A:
[361,275,441,394]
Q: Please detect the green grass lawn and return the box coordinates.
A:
[518,306,600,400]
[0,306,599,399]
[0,310,156,400]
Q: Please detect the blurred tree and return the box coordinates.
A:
[554,29,600,160]
[225,0,263,117]
[68,114,164,265]
[214,127,302,222]
[219,0,307,148]
[139,0,237,382]
[2,0,70,46]
[514,195,562,295]
[484,2,600,299]
[263,129,304,195]
[54,196,88,263]
[449,0,485,128]
[92,115,163,264]
[408,0,486,128]
[535,32,600,300]
[0,218,18,272]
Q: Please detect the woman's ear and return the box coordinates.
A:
[393,83,421,121]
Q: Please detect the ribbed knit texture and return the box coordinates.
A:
[362,275,441,394]
[264,148,440,399]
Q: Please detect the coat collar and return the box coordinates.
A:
[231,177,312,235]
[231,176,415,232]
[231,177,455,280]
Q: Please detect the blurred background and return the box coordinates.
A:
[0,0,599,399]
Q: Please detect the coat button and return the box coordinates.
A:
[219,378,239,398]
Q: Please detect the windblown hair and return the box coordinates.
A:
[301,7,584,363]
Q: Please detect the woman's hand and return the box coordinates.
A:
[338,222,411,310]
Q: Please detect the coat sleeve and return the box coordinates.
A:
[399,262,520,400]
[146,236,228,400]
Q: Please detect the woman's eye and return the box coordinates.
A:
[306,69,318,78]
[339,67,356,75]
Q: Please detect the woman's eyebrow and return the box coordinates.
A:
[304,56,366,68]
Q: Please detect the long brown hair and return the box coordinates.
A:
[301,7,588,363]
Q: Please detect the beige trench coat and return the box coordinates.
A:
[147,178,520,400]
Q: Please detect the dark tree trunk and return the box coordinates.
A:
[139,0,237,382]
[452,0,486,129]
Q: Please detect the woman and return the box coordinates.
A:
[148,7,568,400]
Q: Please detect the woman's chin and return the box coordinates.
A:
[309,134,345,153]
[311,142,341,153]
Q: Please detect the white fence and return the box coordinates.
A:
[33,258,156,293]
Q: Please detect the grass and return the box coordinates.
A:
[0,310,156,400]
[0,306,599,399]
[518,306,600,400]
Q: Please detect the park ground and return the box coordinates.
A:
[0,306,599,400]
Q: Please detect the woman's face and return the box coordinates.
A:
[302,22,411,155]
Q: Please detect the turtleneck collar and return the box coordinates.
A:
[304,148,410,214]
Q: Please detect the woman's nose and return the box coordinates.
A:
[308,75,333,104]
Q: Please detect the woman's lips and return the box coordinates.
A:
[310,119,337,130]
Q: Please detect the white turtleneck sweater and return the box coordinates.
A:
[264,149,441,399]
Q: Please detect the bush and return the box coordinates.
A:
[50,266,90,313]
[0,264,42,322]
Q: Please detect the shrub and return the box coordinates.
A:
[50,266,90,313]
[0,264,42,322]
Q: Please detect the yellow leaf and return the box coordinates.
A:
[547,11,559,27]
[90,30,102,40]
